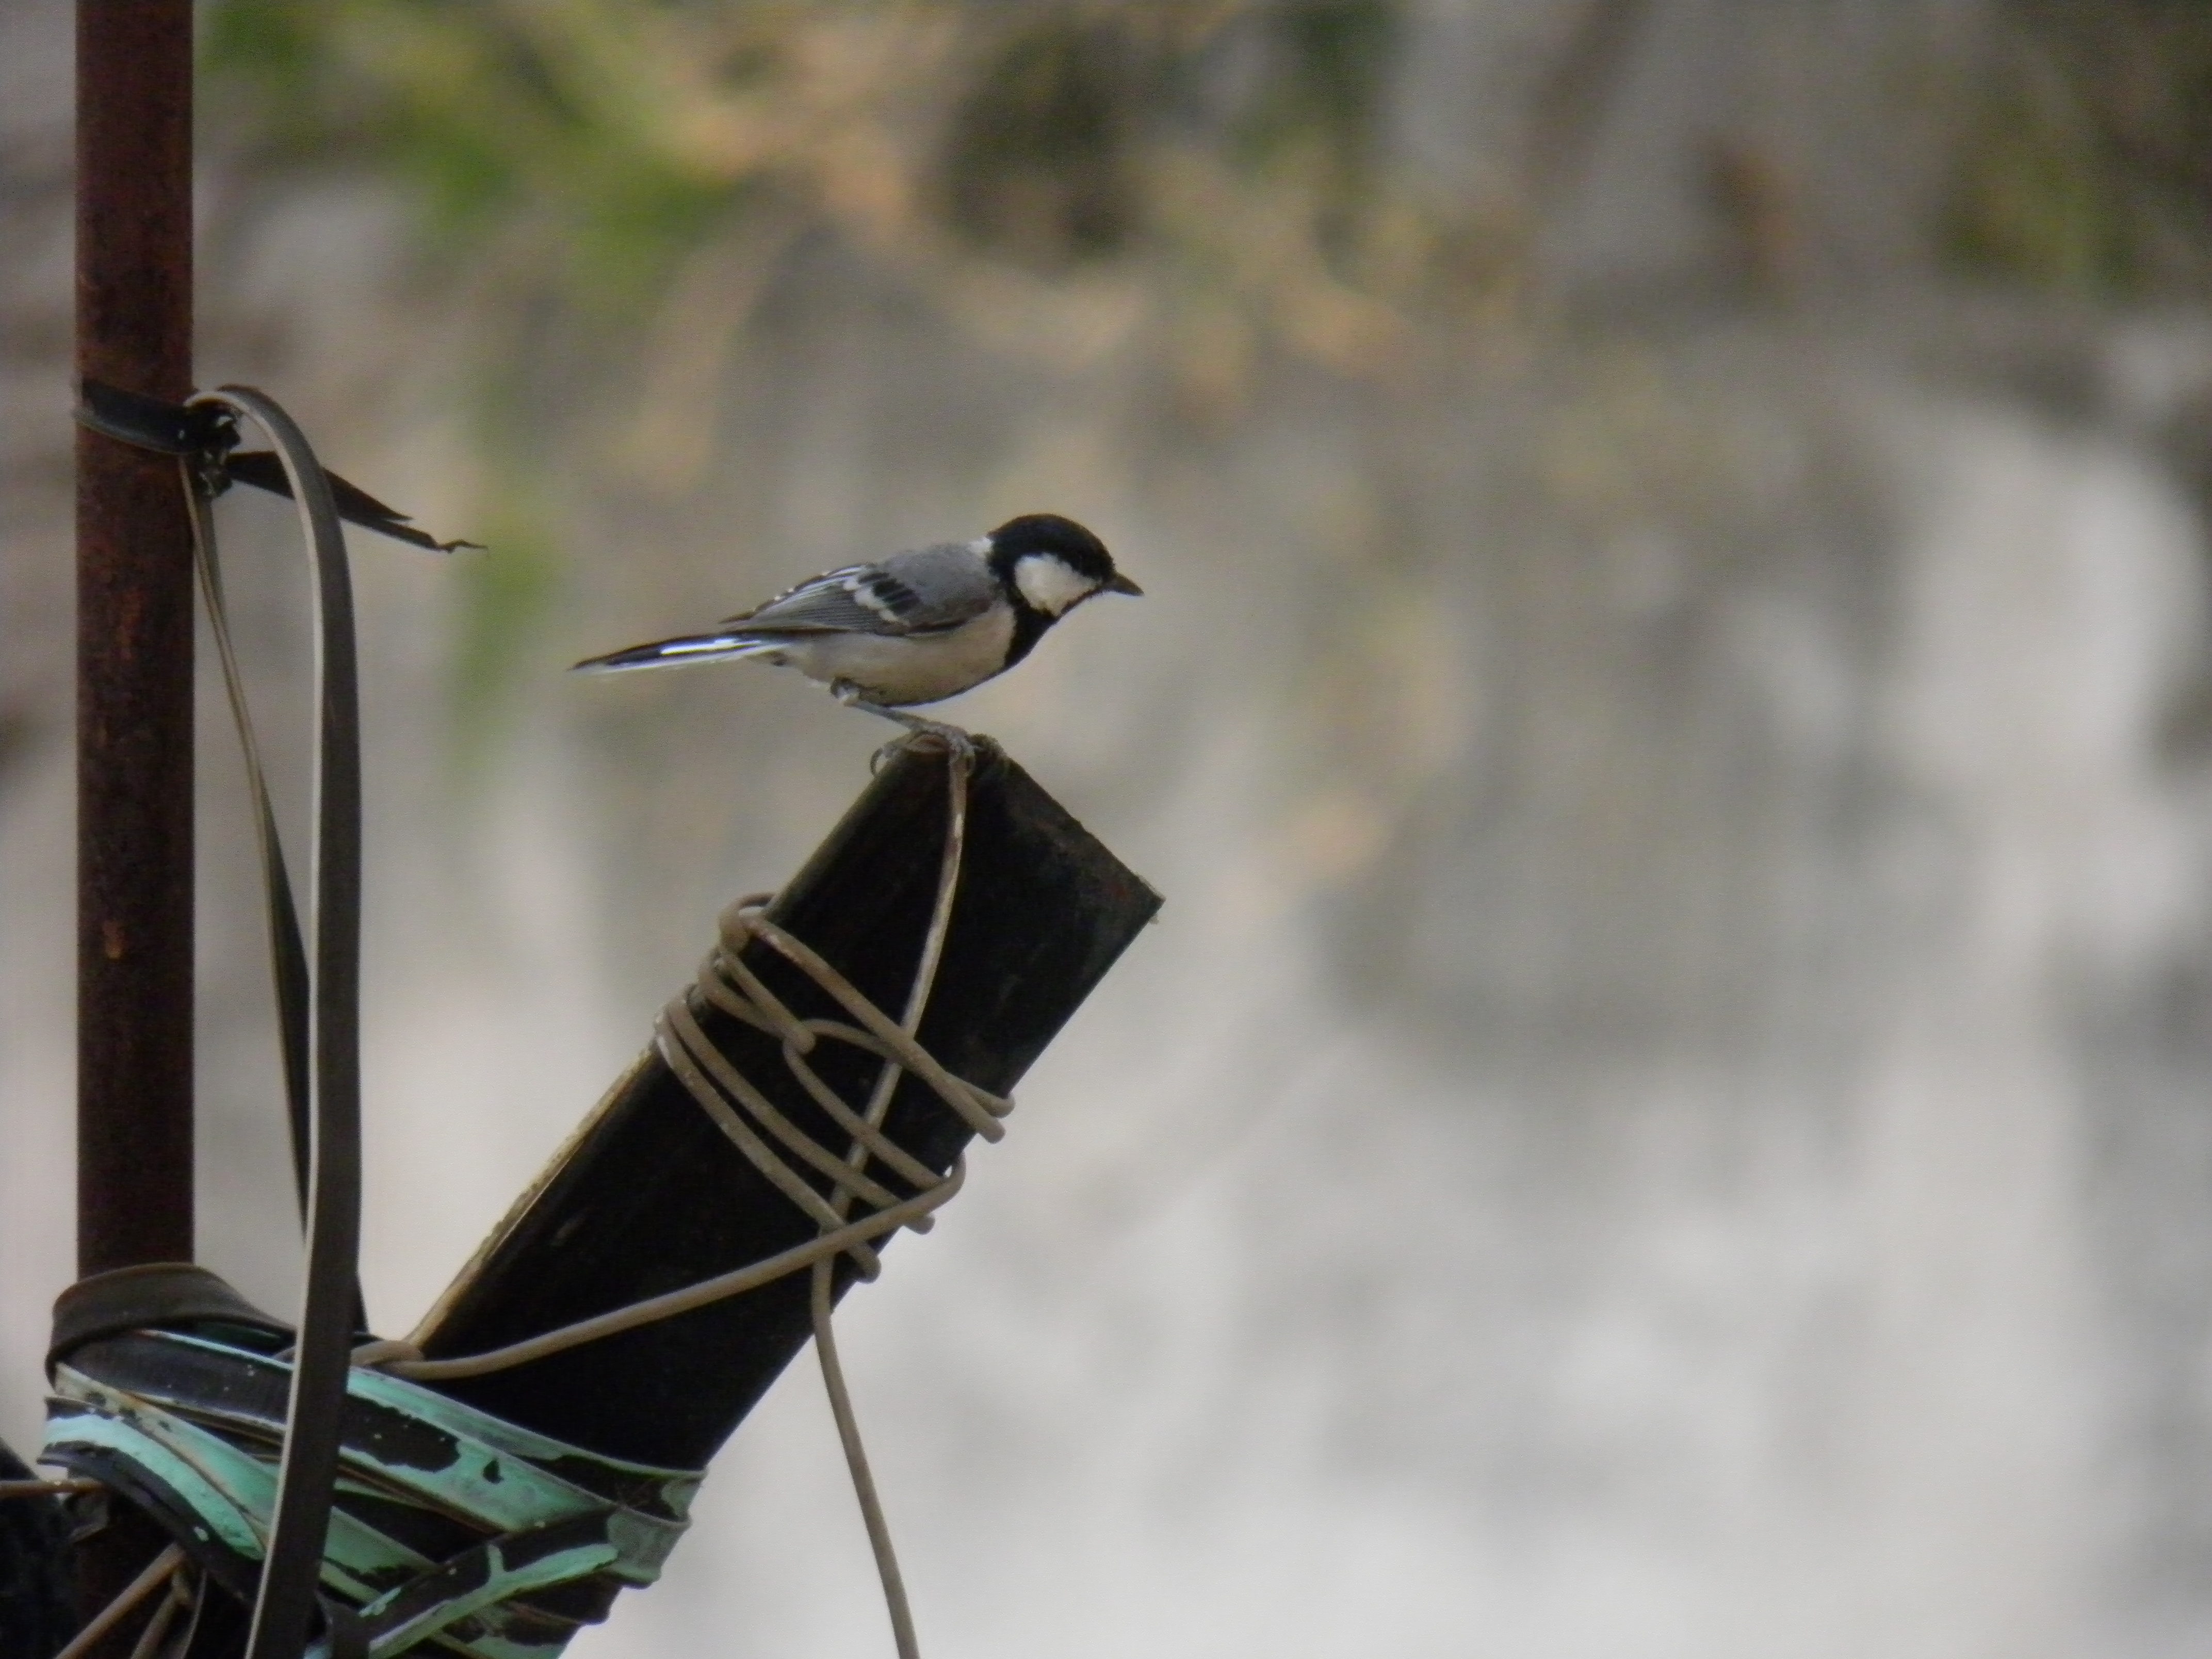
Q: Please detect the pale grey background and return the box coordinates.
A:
[10,4,2212,1655]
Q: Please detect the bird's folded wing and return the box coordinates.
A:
[730,551,995,635]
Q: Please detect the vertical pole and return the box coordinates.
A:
[74,11,196,1651]
[77,3,194,1278]
[75,6,198,1654]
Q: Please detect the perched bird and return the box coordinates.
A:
[572,513,1140,739]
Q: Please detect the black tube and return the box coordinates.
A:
[414,741,1161,1469]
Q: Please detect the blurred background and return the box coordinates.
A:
[11,1,2212,1653]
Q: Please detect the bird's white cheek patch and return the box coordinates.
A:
[1013,554,1098,616]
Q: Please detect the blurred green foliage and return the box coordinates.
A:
[1947,0,2212,295]
[208,0,742,302]
[205,1,1438,314]
[941,20,1146,268]
[198,2,2212,752]
[201,2,1483,748]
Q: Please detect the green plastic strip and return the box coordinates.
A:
[43,1330,698,1659]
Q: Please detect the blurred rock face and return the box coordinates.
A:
[9,3,2212,1656]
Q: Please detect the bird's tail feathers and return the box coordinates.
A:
[570,631,785,674]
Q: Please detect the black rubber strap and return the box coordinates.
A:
[188,386,364,1659]
[184,464,318,1226]
[70,375,458,1656]
[222,450,479,552]
[77,378,476,552]
[76,376,234,460]
[48,1263,292,1369]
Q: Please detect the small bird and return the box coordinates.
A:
[572,514,1140,740]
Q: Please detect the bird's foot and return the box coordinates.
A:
[832,681,976,769]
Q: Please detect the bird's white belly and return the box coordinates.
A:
[774,608,1016,706]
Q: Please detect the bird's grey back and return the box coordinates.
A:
[729,540,998,636]
[878,541,1000,629]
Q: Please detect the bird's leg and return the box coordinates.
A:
[831,680,975,765]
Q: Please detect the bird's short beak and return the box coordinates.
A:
[1108,572,1144,596]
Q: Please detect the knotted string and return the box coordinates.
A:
[382,738,989,1659]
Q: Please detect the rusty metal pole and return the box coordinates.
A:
[74,8,196,1652]
[77,3,194,1276]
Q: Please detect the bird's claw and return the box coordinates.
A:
[832,680,975,769]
